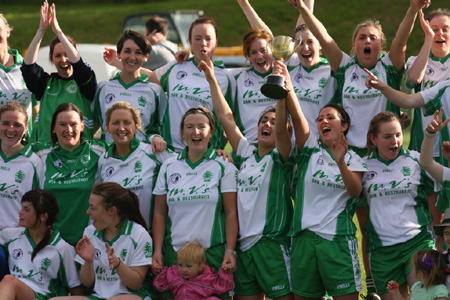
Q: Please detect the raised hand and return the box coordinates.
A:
[364,68,388,90]
[197,52,215,82]
[76,236,95,262]
[50,3,62,36]
[419,9,434,39]
[330,133,348,164]
[105,242,120,270]
[39,1,52,33]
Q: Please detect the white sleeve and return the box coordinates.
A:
[155,60,177,81]
[58,242,82,288]
[128,226,153,267]
[153,160,170,195]
[219,161,238,193]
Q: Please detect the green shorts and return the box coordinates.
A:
[369,228,434,294]
[291,230,362,298]
[234,237,291,298]
[161,243,230,299]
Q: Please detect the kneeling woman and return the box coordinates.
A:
[53,182,153,300]
[362,112,435,299]
[0,189,82,299]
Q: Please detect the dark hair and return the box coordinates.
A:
[145,17,168,36]
[318,104,351,136]
[188,17,218,41]
[426,8,450,22]
[117,29,152,56]
[91,182,148,231]
[366,111,401,156]
[293,24,309,36]
[50,103,84,145]
[0,103,29,145]
[49,35,76,62]
[180,106,216,143]
[257,106,293,138]
[411,249,447,290]
[21,190,59,261]
[242,29,272,59]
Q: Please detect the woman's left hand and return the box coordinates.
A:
[105,242,120,270]
[221,251,236,273]
[49,4,62,36]
[216,149,233,163]
[197,52,215,82]
[330,133,348,164]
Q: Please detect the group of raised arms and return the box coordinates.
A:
[1,0,450,299]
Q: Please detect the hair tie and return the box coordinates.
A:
[48,225,51,229]
[422,253,435,269]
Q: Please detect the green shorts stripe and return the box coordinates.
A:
[369,227,434,294]
[291,230,362,298]
[234,237,291,298]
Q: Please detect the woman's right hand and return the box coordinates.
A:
[152,252,163,275]
[38,1,52,33]
[419,10,434,39]
[427,108,450,134]
[197,52,216,82]
[76,236,95,262]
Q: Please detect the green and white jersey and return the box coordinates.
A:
[288,58,337,137]
[156,57,236,152]
[333,52,401,149]
[0,227,81,298]
[422,80,450,163]
[75,220,152,299]
[362,148,434,251]
[33,140,107,246]
[0,143,43,229]
[235,138,294,251]
[94,73,166,142]
[0,49,33,128]
[291,134,366,241]
[405,54,450,155]
[153,146,238,251]
[98,138,176,228]
[233,67,276,144]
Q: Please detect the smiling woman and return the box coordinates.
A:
[21,1,97,143]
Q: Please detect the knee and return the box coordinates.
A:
[0,274,18,285]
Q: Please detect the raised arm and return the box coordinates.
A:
[24,1,52,64]
[198,53,243,152]
[406,10,434,85]
[295,0,314,28]
[237,0,273,36]
[364,68,425,108]
[389,0,429,72]
[289,0,342,72]
[420,108,450,184]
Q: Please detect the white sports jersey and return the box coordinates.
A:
[156,58,236,152]
[291,134,366,241]
[0,49,33,127]
[0,144,43,229]
[75,220,152,299]
[362,148,434,251]
[153,146,238,251]
[98,138,176,227]
[235,138,294,251]
[405,54,450,155]
[234,68,276,144]
[333,52,401,149]
[289,58,336,137]
[94,73,166,142]
[0,228,81,298]
[422,80,450,157]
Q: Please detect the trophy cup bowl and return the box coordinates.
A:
[260,35,300,99]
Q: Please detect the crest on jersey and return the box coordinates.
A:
[81,154,90,165]
[41,258,51,271]
[54,159,63,168]
[12,249,23,260]
[94,249,101,260]
[105,93,115,104]
[66,83,78,94]
[401,166,411,177]
[138,96,147,107]
[105,166,114,178]
[295,72,303,83]
[244,79,254,87]
[15,170,25,183]
[425,66,434,76]
[176,71,188,80]
[203,171,213,182]
[365,171,378,180]
[170,173,181,184]
[350,72,358,82]
[317,155,324,165]
[318,77,328,88]
[134,161,142,173]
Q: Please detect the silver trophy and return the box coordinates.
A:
[260,35,301,99]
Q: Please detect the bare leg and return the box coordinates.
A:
[333,292,359,300]
[293,294,322,300]
[235,293,265,300]
[0,275,37,300]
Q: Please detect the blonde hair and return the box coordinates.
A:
[105,101,141,128]
[351,19,386,57]
[177,241,207,270]
[0,14,12,32]
[411,249,447,290]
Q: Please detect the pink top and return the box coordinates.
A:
[153,264,234,299]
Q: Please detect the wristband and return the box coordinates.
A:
[115,258,121,269]
[225,249,237,256]
[424,129,436,138]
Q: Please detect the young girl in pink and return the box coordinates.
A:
[153,241,234,300]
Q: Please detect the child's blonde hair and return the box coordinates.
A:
[177,241,207,270]
[411,249,447,290]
